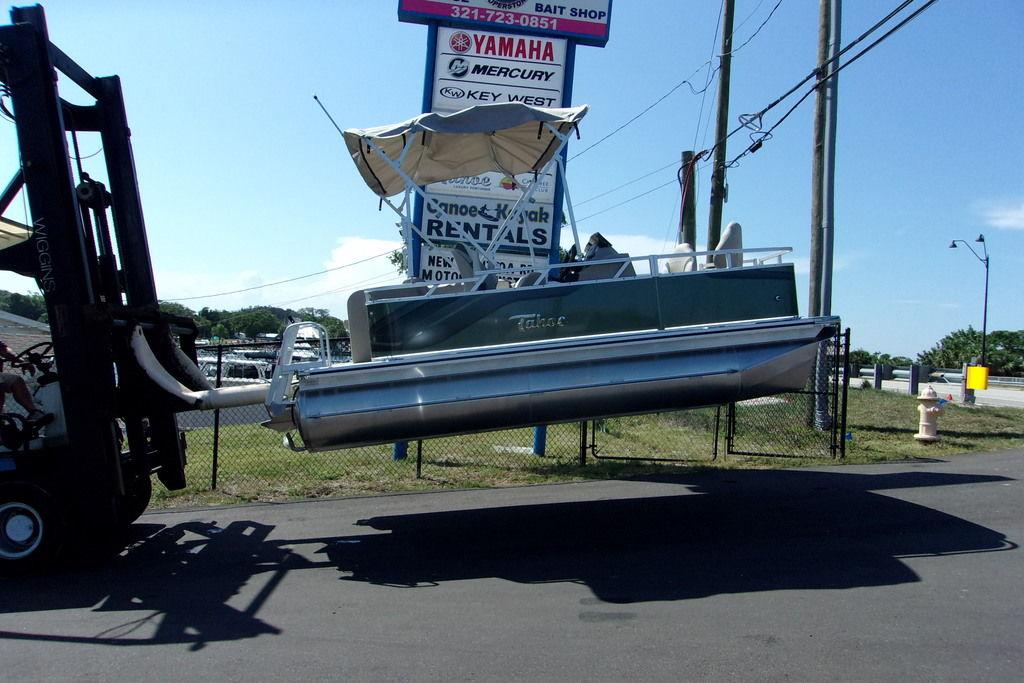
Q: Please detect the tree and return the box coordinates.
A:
[849,349,913,368]
[918,327,1024,376]
[849,348,874,366]
[294,307,347,338]
[388,247,408,276]
[158,301,196,318]
[0,290,47,320]
[226,307,281,339]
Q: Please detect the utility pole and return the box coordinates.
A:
[679,151,697,247]
[821,0,841,316]
[809,0,831,318]
[707,0,735,259]
[810,0,839,430]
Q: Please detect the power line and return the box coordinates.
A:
[159,269,400,330]
[704,0,921,165]
[575,161,680,206]
[573,0,939,224]
[729,0,785,56]
[270,270,399,307]
[568,61,719,162]
[725,0,940,168]
[166,249,394,302]
[577,178,679,223]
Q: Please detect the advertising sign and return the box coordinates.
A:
[423,191,554,253]
[418,245,465,282]
[418,244,550,283]
[398,0,613,47]
[426,169,556,202]
[432,26,566,112]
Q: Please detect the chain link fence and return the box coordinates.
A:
[171,330,848,502]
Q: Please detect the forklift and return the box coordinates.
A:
[0,5,207,571]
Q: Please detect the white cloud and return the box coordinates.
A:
[981,201,1024,230]
[156,235,402,319]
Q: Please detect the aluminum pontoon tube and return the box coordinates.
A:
[129,325,268,410]
[284,316,839,452]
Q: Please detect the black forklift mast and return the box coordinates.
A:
[0,4,197,559]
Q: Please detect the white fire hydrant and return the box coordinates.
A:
[915,386,943,442]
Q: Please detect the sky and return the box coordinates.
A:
[0,0,1021,357]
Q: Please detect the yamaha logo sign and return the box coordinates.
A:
[449,31,472,53]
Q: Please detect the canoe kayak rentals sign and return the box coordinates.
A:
[423,192,554,253]
[398,0,612,47]
[432,26,566,113]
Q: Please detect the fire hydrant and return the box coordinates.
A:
[915,386,943,442]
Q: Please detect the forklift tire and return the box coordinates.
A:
[116,474,153,527]
[0,482,64,573]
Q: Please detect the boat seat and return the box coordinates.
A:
[452,243,478,278]
[666,242,697,273]
[578,246,635,281]
[711,221,743,269]
[347,290,373,363]
[514,271,543,288]
[477,273,499,290]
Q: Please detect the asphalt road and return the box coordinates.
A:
[2,451,1022,680]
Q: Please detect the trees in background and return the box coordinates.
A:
[917,327,1024,377]
[828,327,1024,377]
[0,291,46,321]
[849,349,913,368]
[155,302,347,340]
[3,289,1019,373]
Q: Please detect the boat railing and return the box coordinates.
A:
[362,246,793,304]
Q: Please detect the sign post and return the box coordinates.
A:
[398,0,613,456]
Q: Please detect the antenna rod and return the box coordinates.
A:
[313,94,344,138]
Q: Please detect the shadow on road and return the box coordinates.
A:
[0,467,1015,648]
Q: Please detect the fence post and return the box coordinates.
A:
[578,421,587,466]
[909,364,920,396]
[840,328,851,458]
[533,426,547,456]
[211,344,223,490]
[873,363,883,390]
[960,362,975,405]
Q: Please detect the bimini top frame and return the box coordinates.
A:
[343,103,589,269]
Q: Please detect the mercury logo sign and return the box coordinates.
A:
[448,57,469,78]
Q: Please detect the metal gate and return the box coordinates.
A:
[725,327,850,459]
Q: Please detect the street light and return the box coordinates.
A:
[949,234,990,366]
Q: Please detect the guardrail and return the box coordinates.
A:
[856,365,1021,387]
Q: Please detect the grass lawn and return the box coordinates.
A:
[152,387,1023,509]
